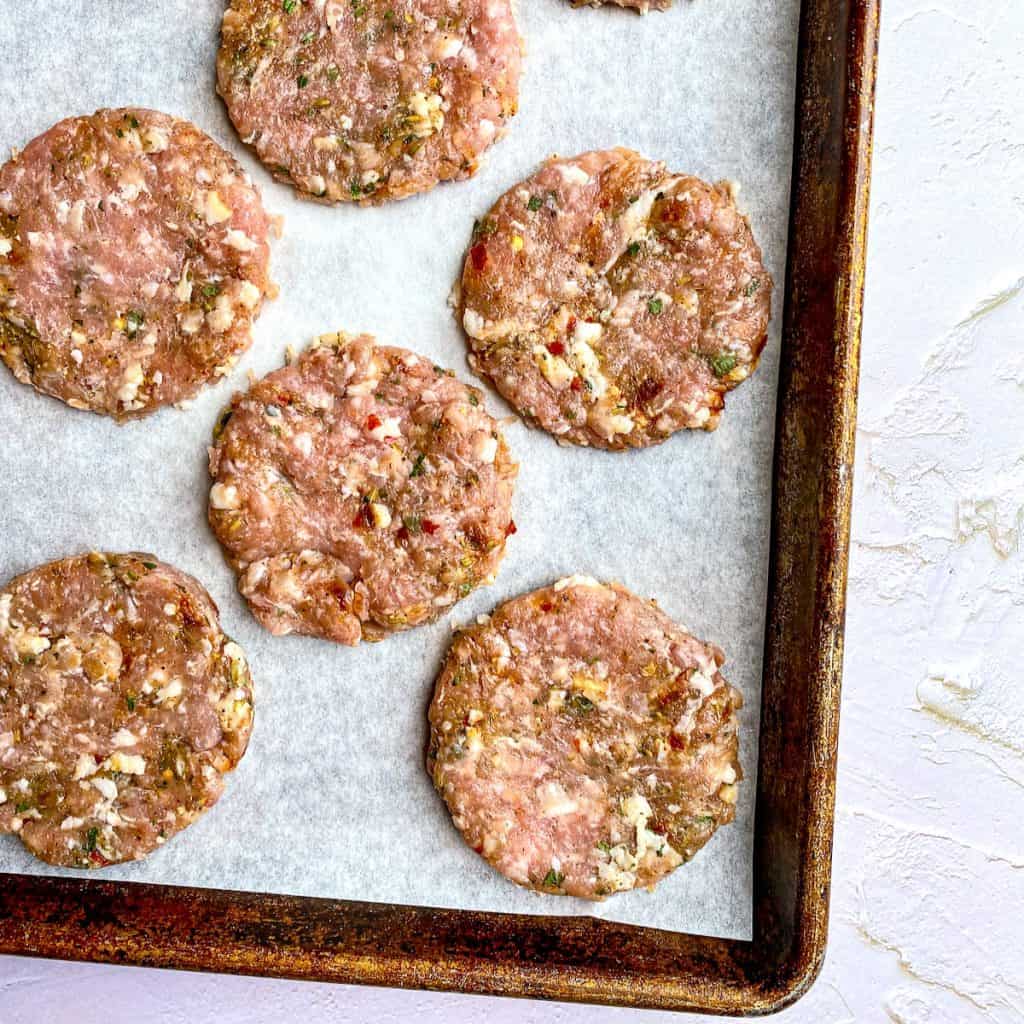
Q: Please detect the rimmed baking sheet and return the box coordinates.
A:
[0,0,800,940]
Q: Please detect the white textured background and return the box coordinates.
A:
[3,1,1024,1020]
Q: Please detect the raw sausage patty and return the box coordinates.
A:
[457,148,771,449]
[0,552,254,869]
[208,332,517,644]
[217,0,522,204]
[428,576,742,898]
[0,108,273,419]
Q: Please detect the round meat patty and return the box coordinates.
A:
[0,108,273,419]
[208,331,517,644]
[457,148,771,449]
[428,576,742,899]
[0,552,254,869]
[217,0,522,204]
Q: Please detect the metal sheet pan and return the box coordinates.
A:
[0,0,879,1012]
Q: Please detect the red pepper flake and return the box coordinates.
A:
[365,413,382,431]
[352,504,374,529]
[546,340,565,356]
[668,731,687,750]
[421,519,440,535]
[566,315,577,335]
[396,526,409,543]
[469,242,488,272]
[89,850,109,866]
[540,601,553,612]
[570,376,583,392]
[505,520,517,537]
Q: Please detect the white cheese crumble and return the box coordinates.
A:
[236,280,262,308]
[73,754,99,780]
[210,482,241,510]
[155,679,183,705]
[557,163,592,187]
[406,91,444,137]
[369,503,392,529]
[532,346,575,388]
[116,363,145,406]
[462,308,485,339]
[224,229,258,252]
[103,752,146,775]
[91,776,118,801]
[553,575,602,592]
[369,416,402,442]
[204,190,233,225]
[475,434,498,463]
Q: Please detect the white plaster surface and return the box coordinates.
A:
[3,2,1024,1021]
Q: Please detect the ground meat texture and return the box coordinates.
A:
[428,576,742,899]
[0,109,273,419]
[217,0,522,204]
[208,332,517,644]
[457,148,771,449]
[0,553,254,869]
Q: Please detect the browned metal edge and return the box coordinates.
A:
[0,0,879,1013]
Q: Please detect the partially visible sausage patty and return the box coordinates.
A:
[208,332,517,644]
[0,553,254,868]
[457,148,771,449]
[428,576,742,899]
[217,0,522,204]
[0,108,273,418]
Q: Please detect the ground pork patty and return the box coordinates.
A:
[457,148,771,449]
[217,0,522,204]
[428,576,742,898]
[0,108,273,419]
[0,552,254,869]
[208,331,517,644]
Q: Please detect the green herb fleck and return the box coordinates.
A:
[142,561,157,570]
[124,310,145,338]
[84,827,99,852]
[597,840,613,854]
[472,218,498,241]
[202,283,220,298]
[467,392,479,406]
[542,868,565,888]
[409,452,427,477]
[527,195,543,212]
[647,297,663,316]
[283,0,299,12]
[567,693,596,715]
[14,801,31,814]
[126,694,137,712]
[709,353,737,377]
[744,278,760,297]
[300,29,316,44]
[627,241,641,257]
[297,74,309,89]
[402,515,422,535]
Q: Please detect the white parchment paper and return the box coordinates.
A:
[0,0,799,940]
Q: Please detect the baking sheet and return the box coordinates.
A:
[0,0,798,941]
